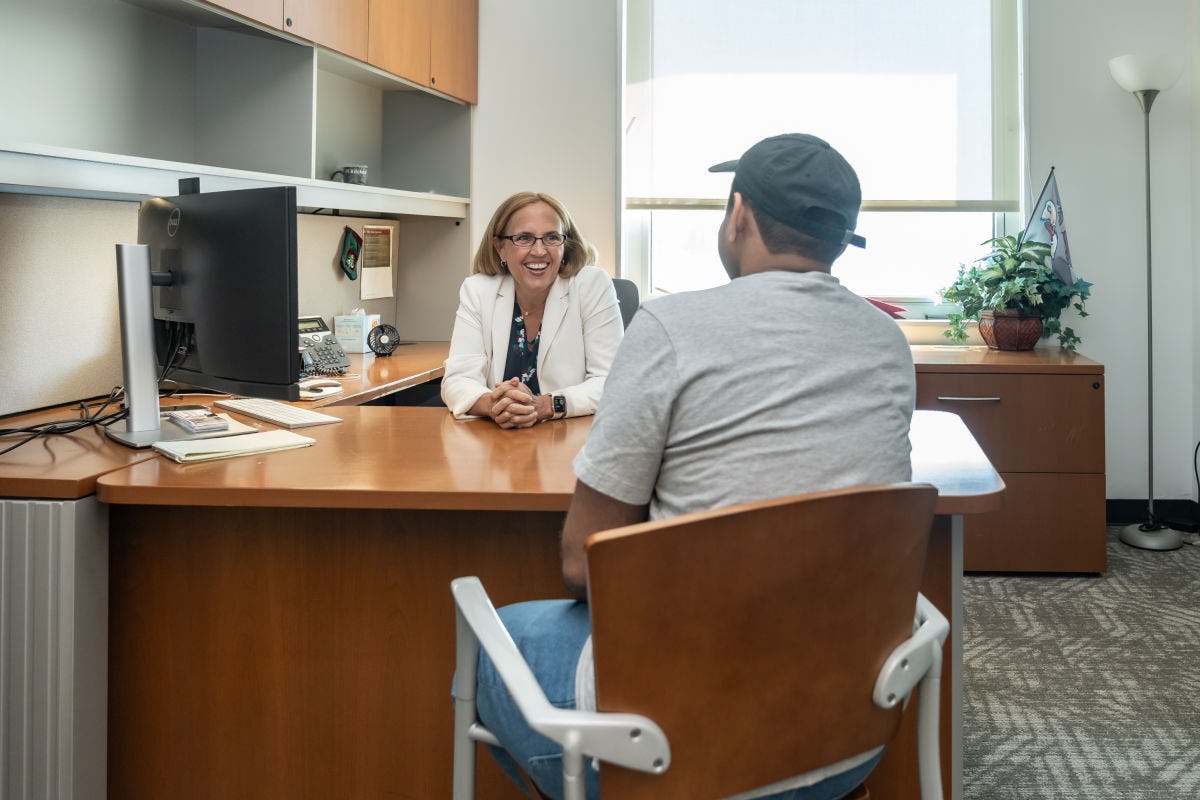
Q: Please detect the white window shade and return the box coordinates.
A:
[625,0,1018,212]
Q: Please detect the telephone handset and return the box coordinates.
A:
[298,315,351,376]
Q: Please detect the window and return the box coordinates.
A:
[623,0,1020,305]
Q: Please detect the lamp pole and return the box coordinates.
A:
[1117,86,1182,551]
[1138,90,1157,530]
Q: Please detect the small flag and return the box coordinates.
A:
[1022,168,1074,285]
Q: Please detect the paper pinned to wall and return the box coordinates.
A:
[360,224,394,299]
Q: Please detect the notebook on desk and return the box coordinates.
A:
[152,430,316,463]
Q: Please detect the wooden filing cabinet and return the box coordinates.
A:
[913,347,1106,572]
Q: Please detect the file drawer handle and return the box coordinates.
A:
[936,396,1001,402]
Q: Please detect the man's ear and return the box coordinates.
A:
[725,191,748,241]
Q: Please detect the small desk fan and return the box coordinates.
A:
[367,324,402,356]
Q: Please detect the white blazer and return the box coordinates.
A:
[441,265,624,418]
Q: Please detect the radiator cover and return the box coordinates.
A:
[1,497,107,800]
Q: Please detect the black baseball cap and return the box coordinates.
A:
[709,133,866,248]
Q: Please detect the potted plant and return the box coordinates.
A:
[941,233,1092,350]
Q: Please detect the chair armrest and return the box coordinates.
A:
[872,593,949,800]
[872,592,950,709]
[451,577,671,775]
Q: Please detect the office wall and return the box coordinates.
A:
[0,194,399,416]
[1026,0,1198,502]
[0,195,131,413]
[470,0,622,278]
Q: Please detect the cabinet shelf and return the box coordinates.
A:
[0,143,467,219]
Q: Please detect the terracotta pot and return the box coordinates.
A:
[978,309,1043,350]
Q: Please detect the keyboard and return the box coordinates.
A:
[214,397,343,429]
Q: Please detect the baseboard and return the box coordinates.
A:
[1107,499,1200,530]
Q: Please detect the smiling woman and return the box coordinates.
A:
[441,191,625,428]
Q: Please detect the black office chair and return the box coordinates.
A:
[612,278,640,329]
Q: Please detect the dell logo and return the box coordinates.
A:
[167,208,181,237]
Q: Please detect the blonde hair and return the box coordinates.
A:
[472,192,598,278]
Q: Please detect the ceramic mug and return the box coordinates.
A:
[330,165,368,185]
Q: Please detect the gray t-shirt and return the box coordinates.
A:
[571,269,915,795]
[574,269,915,520]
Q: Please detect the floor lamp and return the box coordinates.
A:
[1108,54,1184,551]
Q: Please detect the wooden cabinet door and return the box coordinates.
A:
[367,0,432,87]
[915,365,1107,573]
[284,0,369,61]
[206,0,284,29]
[430,0,478,103]
[963,473,1107,572]
[916,373,1105,473]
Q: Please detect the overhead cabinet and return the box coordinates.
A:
[368,0,432,94]
[368,0,478,103]
[0,0,473,218]
[208,1,387,66]
[208,0,477,103]
[283,0,370,62]
[206,0,282,30]
[429,0,479,103]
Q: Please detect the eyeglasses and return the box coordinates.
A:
[499,232,567,248]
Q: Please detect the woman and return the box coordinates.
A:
[441,192,624,428]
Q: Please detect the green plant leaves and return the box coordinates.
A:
[940,234,1091,350]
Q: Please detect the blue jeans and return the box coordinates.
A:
[467,599,882,800]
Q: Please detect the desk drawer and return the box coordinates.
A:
[916,373,1104,473]
[964,472,1106,572]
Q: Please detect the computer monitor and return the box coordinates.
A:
[105,183,300,448]
[142,184,300,400]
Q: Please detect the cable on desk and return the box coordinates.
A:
[0,388,128,456]
[0,367,239,456]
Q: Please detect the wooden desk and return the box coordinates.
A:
[0,403,158,499]
[0,337,449,497]
[95,408,1000,800]
[311,338,1103,571]
[0,352,450,800]
[308,341,449,408]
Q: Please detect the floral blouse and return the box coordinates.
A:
[502,299,541,395]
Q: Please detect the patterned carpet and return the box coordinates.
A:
[963,527,1200,798]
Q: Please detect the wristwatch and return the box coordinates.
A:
[552,394,567,419]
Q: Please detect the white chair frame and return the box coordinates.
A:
[451,576,948,800]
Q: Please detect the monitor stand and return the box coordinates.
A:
[105,244,206,449]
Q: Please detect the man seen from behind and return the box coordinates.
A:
[473,133,917,800]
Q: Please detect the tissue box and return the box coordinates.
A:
[334,313,381,353]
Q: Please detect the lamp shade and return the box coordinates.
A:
[1108,54,1183,93]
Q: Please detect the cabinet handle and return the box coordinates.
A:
[936,396,1001,402]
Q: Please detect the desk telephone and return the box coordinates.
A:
[298,316,351,376]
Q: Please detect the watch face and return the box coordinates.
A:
[553,395,566,415]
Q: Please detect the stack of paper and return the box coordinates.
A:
[153,430,315,463]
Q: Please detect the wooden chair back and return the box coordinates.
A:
[585,483,938,799]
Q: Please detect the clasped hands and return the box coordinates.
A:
[484,377,548,429]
